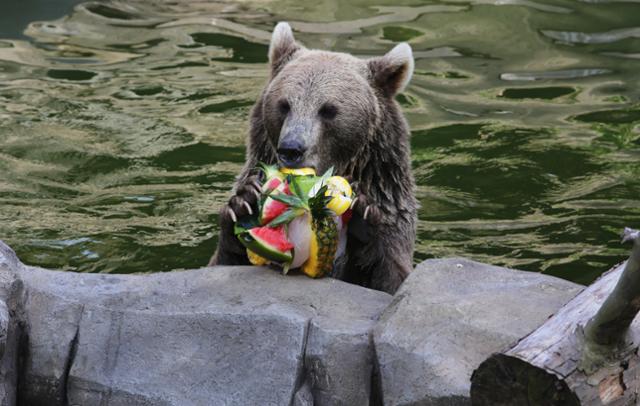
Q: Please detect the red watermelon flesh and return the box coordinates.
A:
[239,225,293,263]
[251,226,293,251]
[260,181,291,224]
[262,177,283,193]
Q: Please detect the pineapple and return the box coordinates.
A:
[302,184,339,278]
[246,249,269,266]
[267,168,342,277]
[303,215,338,278]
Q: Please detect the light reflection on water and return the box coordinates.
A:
[0,0,638,284]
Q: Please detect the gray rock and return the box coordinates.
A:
[68,305,308,405]
[373,258,584,406]
[0,242,22,406]
[304,316,375,405]
[1,238,591,406]
[18,290,83,405]
[292,379,314,406]
[15,265,391,406]
[0,241,18,275]
[0,302,13,406]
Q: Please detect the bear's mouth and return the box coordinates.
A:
[276,157,312,169]
[276,153,317,173]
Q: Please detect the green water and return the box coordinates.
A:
[0,0,638,285]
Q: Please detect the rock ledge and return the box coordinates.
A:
[0,242,583,405]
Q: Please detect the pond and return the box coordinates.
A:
[0,0,638,285]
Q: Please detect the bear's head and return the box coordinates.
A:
[259,22,414,174]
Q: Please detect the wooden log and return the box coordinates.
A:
[471,228,640,406]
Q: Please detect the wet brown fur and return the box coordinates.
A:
[210,24,417,294]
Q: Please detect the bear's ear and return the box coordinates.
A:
[368,43,414,97]
[269,22,302,76]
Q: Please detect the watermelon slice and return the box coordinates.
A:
[260,181,291,224]
[238,225,294,263]
[263,177,283,193]
[260,164,284,193]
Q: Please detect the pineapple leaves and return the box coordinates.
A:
[282,262,291,275]
[289,174,305,200]
[309,167,333,194]
[269,193,305,208]
[248,164,340,228]
[319,166,334,184]
[269,208,305,227]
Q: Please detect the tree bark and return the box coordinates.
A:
[471,228,640,406]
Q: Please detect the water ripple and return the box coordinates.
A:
[0,0,638,283]
[543,27,640,44]
[500,69,612,81]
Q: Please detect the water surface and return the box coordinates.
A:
[0,0,639,284]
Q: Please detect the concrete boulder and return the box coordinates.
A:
[0,238,589,406]
[0,241,22,406]
[373,258,584,406]
[14,261,391,406]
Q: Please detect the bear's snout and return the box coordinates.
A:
[277,119,311,168]
[277,139,305,167]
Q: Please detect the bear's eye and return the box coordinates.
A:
[277,99,290,115]
[318,103,338,120]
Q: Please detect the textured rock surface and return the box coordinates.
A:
[0,239,589,406]
[19,286,83,405]
[15,262,391,406]
[374,258,584,406]
[0,241,22,406]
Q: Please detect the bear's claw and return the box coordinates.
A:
[226,206,238,223]
[352,194,382,225]
[243,201,253,216]
[350,196,359,210]
[223,174,262,223]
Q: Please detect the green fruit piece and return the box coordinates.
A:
[290,175,319,198]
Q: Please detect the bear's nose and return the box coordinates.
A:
[277,139,306,167]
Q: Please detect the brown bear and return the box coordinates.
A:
[209,22,417,294]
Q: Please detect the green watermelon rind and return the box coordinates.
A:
[238,229,293,263]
